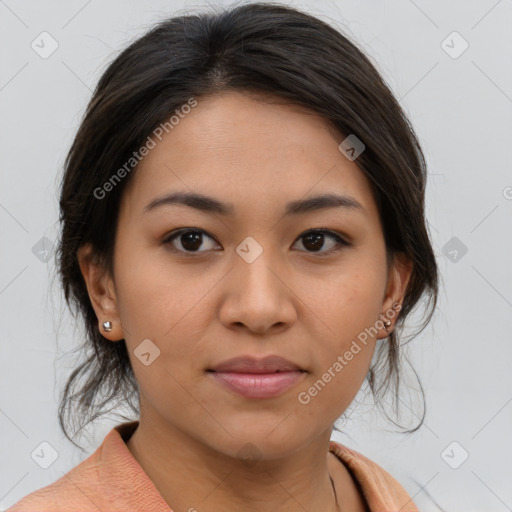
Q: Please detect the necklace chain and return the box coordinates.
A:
[329,473,340,512]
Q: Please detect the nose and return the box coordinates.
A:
[218,247,297,335]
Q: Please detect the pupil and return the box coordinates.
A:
[304,233,324,251]
[178,231,326,252]
[182,231,202,251]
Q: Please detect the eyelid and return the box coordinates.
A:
[162,227,351,255]
[297,228,351,255]
[162,228,220,252]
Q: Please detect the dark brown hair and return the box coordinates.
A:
[56,1,439,449]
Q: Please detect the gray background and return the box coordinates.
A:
[1,0,511,510]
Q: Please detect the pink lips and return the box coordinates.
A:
[208,355,306,399]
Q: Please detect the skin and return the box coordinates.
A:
[78,90,412,512]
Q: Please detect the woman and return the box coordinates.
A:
[7,2,438,511]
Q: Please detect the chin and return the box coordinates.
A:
[207,416,314,459]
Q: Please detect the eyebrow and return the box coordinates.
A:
[143,191,365,216]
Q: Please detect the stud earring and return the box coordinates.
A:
[381,301,401,333]
[102,321,112,332]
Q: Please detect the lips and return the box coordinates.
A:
[207,355,306,399]
[208,355,303,374]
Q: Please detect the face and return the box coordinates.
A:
[79,90,411,460]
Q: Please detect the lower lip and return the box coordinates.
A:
[209,371,305,399]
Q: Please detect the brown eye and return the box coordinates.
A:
[163,229,220,254]
[293,229,349,254]
[162,228,349,256]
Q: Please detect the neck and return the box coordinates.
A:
[125,418,342,512]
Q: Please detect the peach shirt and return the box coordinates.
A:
[7,421,419,511]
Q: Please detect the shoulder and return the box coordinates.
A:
[5,421,166,512]
[329,440,420,512]
[5,446,105,512]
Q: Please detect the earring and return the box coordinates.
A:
[382,301,401,333]
[102,321,112,332]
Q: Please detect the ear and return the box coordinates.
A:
[77,243,124,341]
[377,252,413,339]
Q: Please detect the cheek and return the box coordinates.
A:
[114,256,222,398]
[299,268,384,403]
[295,324,377,430]
[114,261,214,415]
[312,266,385,348]
[113,235,205,340]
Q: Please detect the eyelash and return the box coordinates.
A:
[161,228,350,257]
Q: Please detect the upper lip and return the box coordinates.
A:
[209,355,304,373]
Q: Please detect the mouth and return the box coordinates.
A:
[207,355,306,399]
[208,354,304,373]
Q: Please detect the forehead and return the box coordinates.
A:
[121,91,378,222]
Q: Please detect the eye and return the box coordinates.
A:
[293,229,349,255]
[162,229,220,254]
[162,228,350,256]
